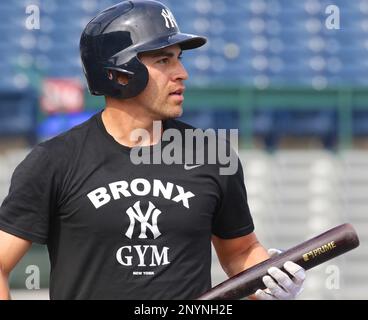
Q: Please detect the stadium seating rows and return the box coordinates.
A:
[1,0,368,88]
[1,0,368,144]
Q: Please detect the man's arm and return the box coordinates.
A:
[0,230,32,300]
[212,232,306,300]
[212,232,269,278]
[212,232,269,300]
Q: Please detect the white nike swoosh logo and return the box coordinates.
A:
[184,164,203,170]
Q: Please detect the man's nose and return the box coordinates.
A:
[173,61,189,81]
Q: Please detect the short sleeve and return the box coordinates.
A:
[212,157,254,239]
[0,145,58,244]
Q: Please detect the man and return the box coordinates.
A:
[0,0,305,299]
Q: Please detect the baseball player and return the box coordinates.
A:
[0,0,305,299]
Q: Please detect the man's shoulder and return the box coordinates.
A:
[38,113,98,154]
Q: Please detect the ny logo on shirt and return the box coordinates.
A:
[125,201,162,239]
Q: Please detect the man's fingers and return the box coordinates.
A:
[268,267,296,292]
[255,289,275,300]
[262,275,289,300]
[256,261,306,300]
[267,248,283,257]
[284,261,306,285]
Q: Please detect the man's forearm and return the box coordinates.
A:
[222,242,270,300]
[225,242,270,278]
[0,268,11,300]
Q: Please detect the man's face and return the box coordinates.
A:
[135,44,189,120]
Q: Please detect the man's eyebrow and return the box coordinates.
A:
[147,50,183,58]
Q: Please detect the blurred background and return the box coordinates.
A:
[1,0,367,299]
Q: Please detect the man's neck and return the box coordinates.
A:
[101,100,163,148]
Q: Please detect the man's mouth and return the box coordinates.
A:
[169,88,185,96]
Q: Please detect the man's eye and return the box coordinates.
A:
[157,58,169,64]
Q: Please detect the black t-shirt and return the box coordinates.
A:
[0,112,254,300]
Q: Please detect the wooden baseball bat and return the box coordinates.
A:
[198,223,359,300]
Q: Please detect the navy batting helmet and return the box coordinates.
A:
[80,0,207,99]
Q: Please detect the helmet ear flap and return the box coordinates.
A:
[106,56,149,99]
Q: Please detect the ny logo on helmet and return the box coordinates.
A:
[125,201,162,239]
[161,9,178,29]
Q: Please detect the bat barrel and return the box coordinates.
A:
[198,223,359,300]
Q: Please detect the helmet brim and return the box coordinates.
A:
[171,32,207,50]
[137,32,207,53]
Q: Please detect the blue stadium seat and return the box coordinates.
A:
[37,111,97,141]
[253,110,274,137]
[0,89,38,142]
[353,110,368,136]
[274,110,337,147]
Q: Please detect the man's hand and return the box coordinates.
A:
[254,249,306,300]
